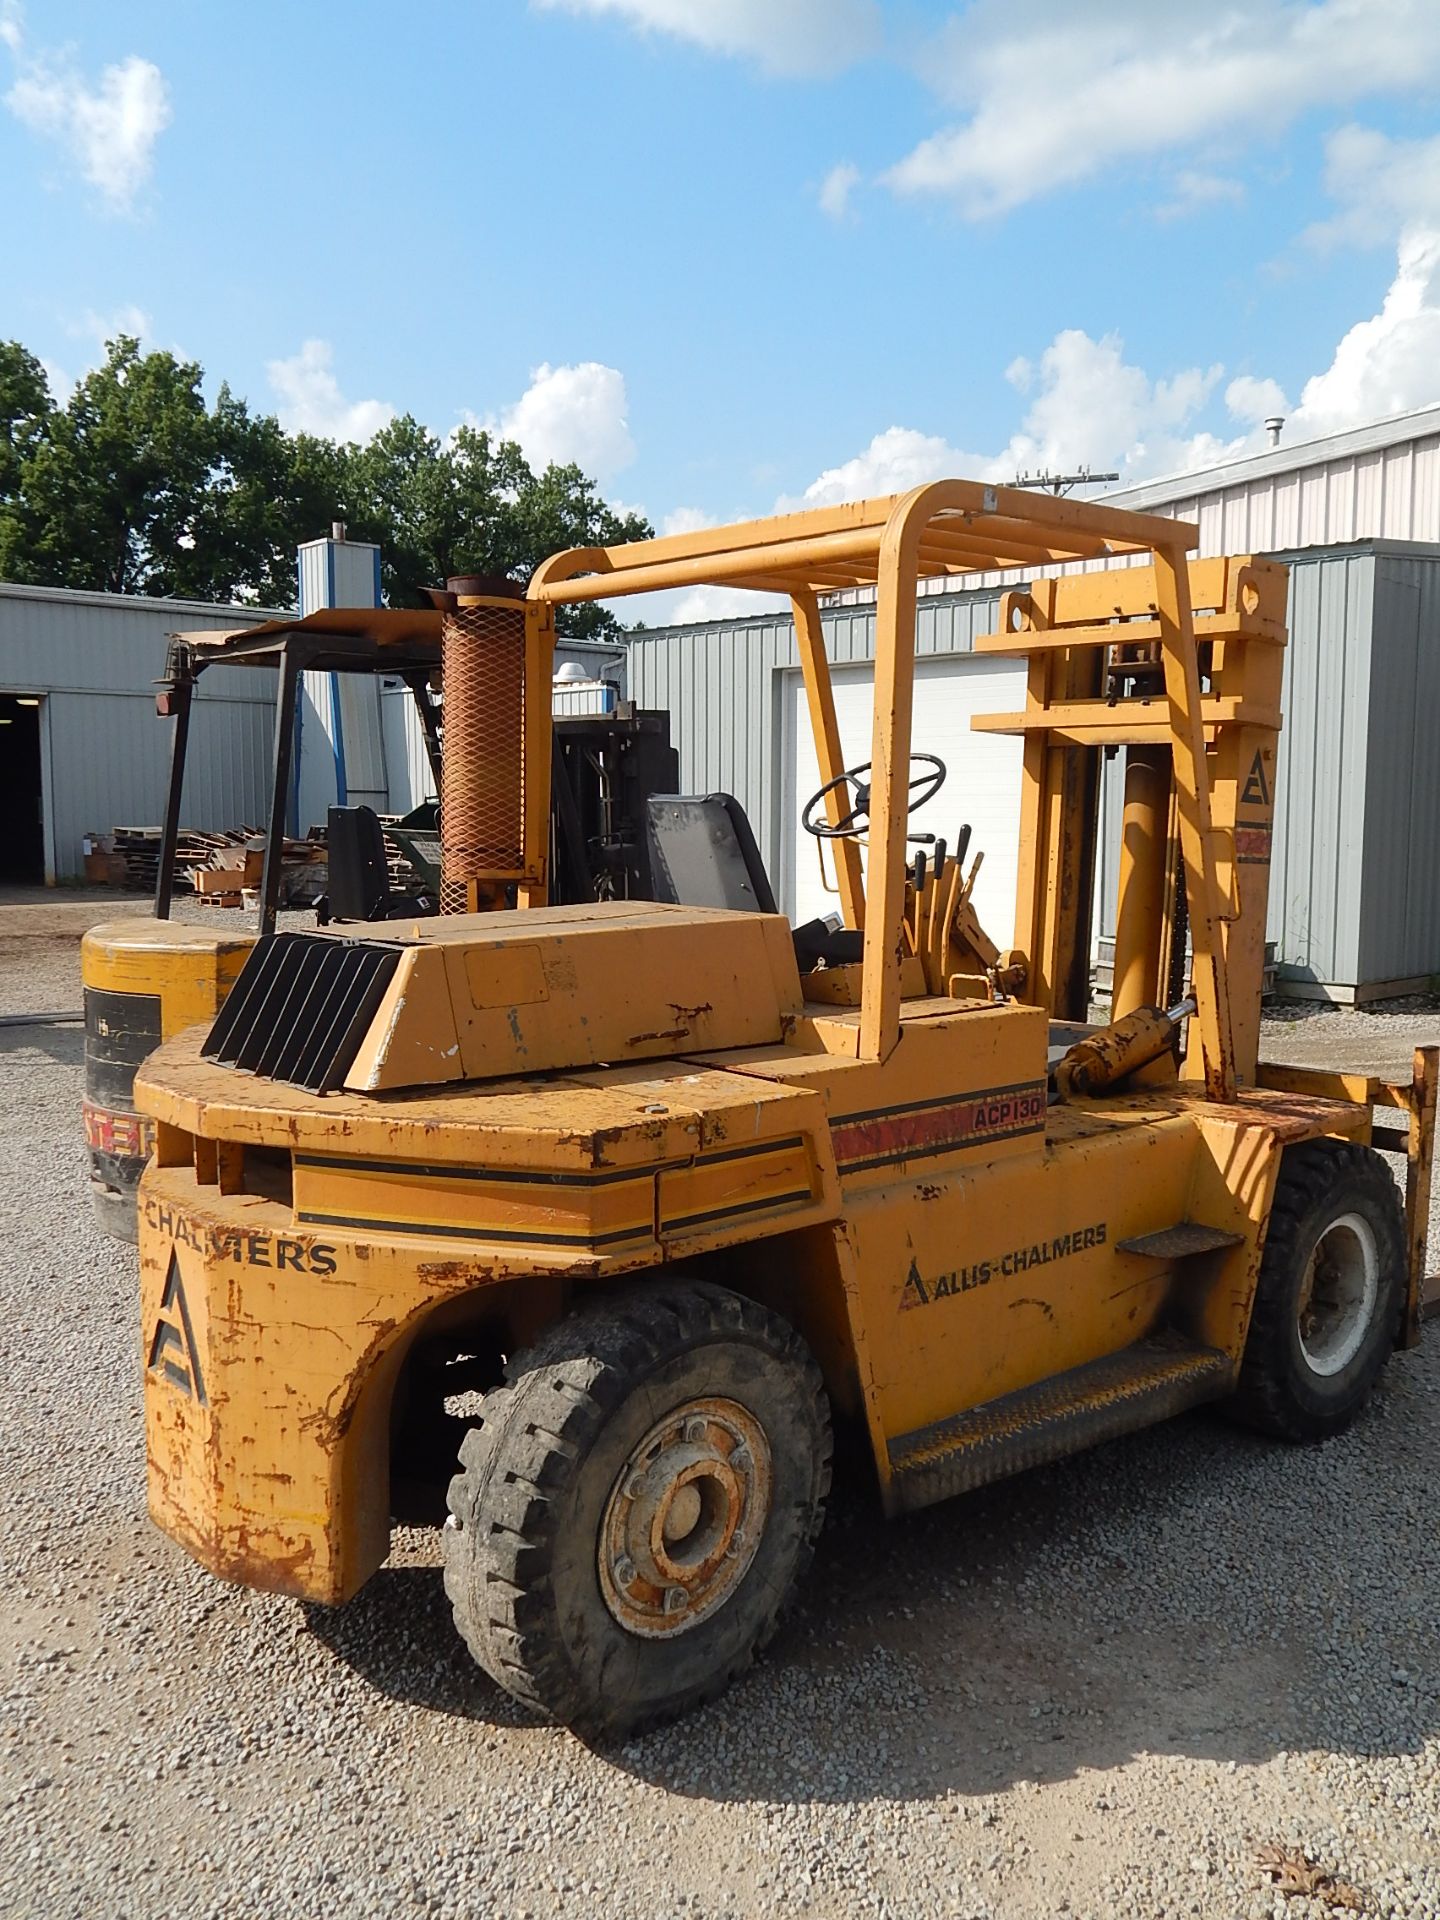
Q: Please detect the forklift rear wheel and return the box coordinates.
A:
[442,1281,832,1736]
[1231,1140,1405,1441]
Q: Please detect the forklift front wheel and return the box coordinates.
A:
[1230,1139,1405,1442]
[442,1280,832,1737]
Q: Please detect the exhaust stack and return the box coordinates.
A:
[436,575,538,914]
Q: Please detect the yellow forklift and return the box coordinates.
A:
[131,483,1436,1735]
[81,593,677,1238]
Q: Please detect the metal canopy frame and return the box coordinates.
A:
[531,480,1233,1093]
[155,611,443,938]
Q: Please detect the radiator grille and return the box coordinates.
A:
[201,933,403,1093]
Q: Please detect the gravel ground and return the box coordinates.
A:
[2,899,1439,1919]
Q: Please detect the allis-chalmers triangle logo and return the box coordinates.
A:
[147,1251,207,1404]
[1241,749,1273,809]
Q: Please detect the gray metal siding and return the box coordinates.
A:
[1099,548,1437,990]
[1359,557,1440,984]
[0,586,278,879]
[297,537,380,618]
[627,590,1004,882]
[1267,553,1374,988]
[43,682,274,877]
[628,545,1440,994]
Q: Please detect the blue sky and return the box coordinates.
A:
[4,0,1440,616]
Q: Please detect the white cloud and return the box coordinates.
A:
[1307,123,1440,249]
[2,5,171,214]
[617,240,1440,619]
[819,161,860,221]
[885,0,1440,217]
[492,360,636,480]
[1289,226,1440,434]
[667,585,773,624]
[780,218,1440,524]
[34,305,158,402]
[531,0,879,77]
[647,220,1440,627]
[652,323,1237,605]
[661,506,715,537]
[789,329,1236,510]
[1155,170,1246,223]
[266,340,396,442]
[39,357,72,404]
[68,303,152,345]
[789,426,977,509]
[1226,374,1289,425]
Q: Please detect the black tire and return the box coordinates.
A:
[442,1280,832,1736]
[1231,1139,1405,1441]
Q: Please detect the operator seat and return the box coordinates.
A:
[644,794,862,972]
[319,805,435,924]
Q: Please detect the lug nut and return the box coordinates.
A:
[664,1586,688,1614]
[684,1417,708,1445]
[614,1557,636,1587]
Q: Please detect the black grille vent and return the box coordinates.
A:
[202,933,403,1093]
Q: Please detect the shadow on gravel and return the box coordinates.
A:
[302,1569,535,1730]
[308,1361,1440,1808]
[0,1023,84,1068]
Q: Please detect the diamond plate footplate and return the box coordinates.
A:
[887,1334,1235,1511]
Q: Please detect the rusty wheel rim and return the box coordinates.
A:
[598,1397,771,1639]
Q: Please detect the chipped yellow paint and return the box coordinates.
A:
[343,901,804,1092]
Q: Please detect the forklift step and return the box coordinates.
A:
[886,1333,1234,1512]
[1114,1222,1245,1259]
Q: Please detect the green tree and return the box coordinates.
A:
[506,458,650,640]
[0,334,651,631]
[0,343,56,581]
[187,404,354,608]
[19,336,219,594]
[340,417,650,638]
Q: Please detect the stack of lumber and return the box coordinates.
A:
[92,825,327,907]
[109,826,254,894]
[187,831,325,909]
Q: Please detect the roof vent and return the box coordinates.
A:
[1264,416,1284,448]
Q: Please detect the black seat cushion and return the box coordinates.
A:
[644,794,778,915]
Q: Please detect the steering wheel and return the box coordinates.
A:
[801,753,946,841]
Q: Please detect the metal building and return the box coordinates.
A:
[1103,402,1440,553]
[0,583,279,884]
[1267,540,1440,998]
[0,537,628,885]
[626,411,1440,1004]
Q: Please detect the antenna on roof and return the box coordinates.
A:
[1010,467,1121,496]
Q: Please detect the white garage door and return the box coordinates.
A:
[782,654,1028,951]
